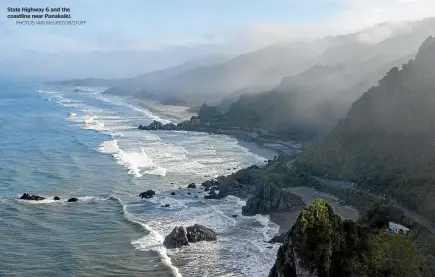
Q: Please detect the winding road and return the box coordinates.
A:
[286,160,435,233]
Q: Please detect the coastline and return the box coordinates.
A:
[132,97,296,156]
[129,98,196,122]
[133,97,360,235]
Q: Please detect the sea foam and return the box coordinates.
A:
[99,140,167,177]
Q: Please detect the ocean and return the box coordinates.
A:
[0,79,281,277]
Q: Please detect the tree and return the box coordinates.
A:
[292,199,342,277]
[270,198,424,277]
[367,232,423,277]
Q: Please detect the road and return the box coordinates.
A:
[285,159,435,233]
[323,178,435,233]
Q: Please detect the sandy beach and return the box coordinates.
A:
[129,98,196,122]
[271,187,360,233]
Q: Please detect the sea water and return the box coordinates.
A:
[0,79,280,277]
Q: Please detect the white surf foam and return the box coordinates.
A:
[83,115,105,131]
[118,199,182,277]
[99,140,167,177]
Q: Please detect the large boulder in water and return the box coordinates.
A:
[187,183,196,189]
[67,197,78,202]
[186,224,217,243]
[20,193,45,201]
[139,190,156,199]
[201,179,219,189]
[163,226,189,249]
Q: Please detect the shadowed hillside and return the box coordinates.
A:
[296,36,435,219]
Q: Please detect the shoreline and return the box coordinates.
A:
[129,98,196,122]
[133,98,359,236]
[131,97,300,156]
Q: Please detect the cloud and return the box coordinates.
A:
[226,0,435,48]
[1,0,434,78]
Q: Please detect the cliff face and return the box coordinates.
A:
[268,234,298,277]
[242,184,305,216]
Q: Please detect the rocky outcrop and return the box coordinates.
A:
[163,226,189,249]
[201,179,219,189]
[163,224,217,249]
[67,197,78,202]
[138,121,181,131]
[204,189,225,200]
[187,183,196,189]
[139,190,156,199]
[242,184,304,216]
[186,224,217,243]
[269,234,298,277]
[53,196,60,201]
[20,193,45,201]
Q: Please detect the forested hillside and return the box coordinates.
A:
[296,37,435,219]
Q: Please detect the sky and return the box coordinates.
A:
[0,0,435,78]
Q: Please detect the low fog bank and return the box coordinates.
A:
[48,18,435,140]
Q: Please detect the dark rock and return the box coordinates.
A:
[187,192,191,195]
[227,168,231,170]
[162,123,178,130]
[67,197,78,202]
[170,192,176,196]
[268,233,297,277]
[267,246,273,249]
[170,182,174,184]
[139,121,182,131]
[139,190,156,199]
[201,179,219,189]
[231,214,238,218]
[187,183,196,189]
[268,232,289,244]
[161,204,170,208]
[142,120,164,130]
[194,195,199,198]
[233,168,236,170]
[204,190,225,200]
[205,187,210,191]
[20,193,45,201]
[163,226,189,249]
[178,187,182,190]
[19,193,31,200]
[186,224,217,243]
[242,184,304,216]
[53,196,60,201]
